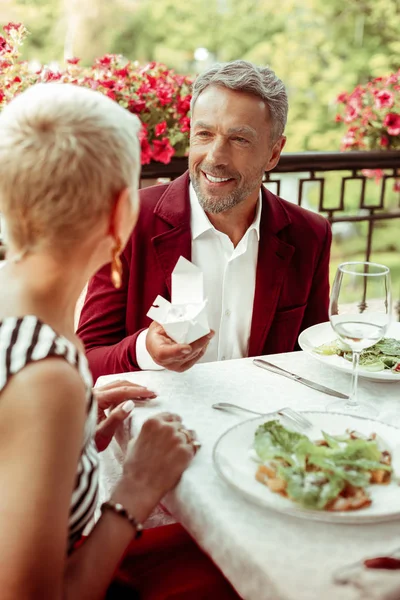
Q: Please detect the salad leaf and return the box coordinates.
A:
[278,465,345,509]
[314,336,400,373]
[254,420,307,465]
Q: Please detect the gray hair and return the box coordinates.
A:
[191,60,288,141]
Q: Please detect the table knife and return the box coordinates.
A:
[253,358,349,399]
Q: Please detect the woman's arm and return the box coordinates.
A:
[0,359,87,600]
[0,358,195,600]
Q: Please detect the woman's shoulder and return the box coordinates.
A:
[0,315,93,392]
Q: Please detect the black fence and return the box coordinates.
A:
[1,151,400,317]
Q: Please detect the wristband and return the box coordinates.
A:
[101,501,143,539]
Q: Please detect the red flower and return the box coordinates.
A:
[384,113,400,136]
[336,92,348,103]
[380,135,389,147]
[374,90,394,110]
[394,180,400,193]
[177,94,191,115]
[3,22,23,34]
[95,54,116,69]
[0,90,5,103]
[156,84,173,106]
[180,116,191,133]
[155,121,167,137]
[139,127,152,165]
[128,97,147,114]
[114,67,129,79]
[0,36,12,54]
[66,57,80,65]
[152,138,175,164]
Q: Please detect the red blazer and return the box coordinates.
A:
[78,172,332,382]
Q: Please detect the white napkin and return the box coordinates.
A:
[334,550,400,600]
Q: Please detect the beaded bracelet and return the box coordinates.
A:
[100,501,143,539]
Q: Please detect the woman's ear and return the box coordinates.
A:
[265,136,287,173]
[108,187,139,249]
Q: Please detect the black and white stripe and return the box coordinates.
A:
[0,316,99,554]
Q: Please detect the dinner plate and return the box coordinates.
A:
[213,411,400,524]
[298,321,400,382]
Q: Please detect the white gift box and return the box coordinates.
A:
[147,256,210,344]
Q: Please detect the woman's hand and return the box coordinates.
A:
[113,413,198,522]
[93,380,157,451]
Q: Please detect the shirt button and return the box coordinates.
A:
[225,309,231,317]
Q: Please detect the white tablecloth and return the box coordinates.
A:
[97,352,400,600]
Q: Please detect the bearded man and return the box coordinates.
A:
[78,60,331,381]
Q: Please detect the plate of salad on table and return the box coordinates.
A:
[298,321,400,382]
[213,411,400,524]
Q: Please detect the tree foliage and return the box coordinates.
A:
[2,0,399,151]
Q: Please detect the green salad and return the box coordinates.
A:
[254,420,392,511]
[314,337,400,372]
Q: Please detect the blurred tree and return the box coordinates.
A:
[1,0,399,151]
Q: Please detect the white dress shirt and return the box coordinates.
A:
[136,183,261,369]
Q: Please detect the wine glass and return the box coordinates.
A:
[328,261,391,417]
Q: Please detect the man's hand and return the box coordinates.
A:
[93,380,157,451]
[146,321,214,372]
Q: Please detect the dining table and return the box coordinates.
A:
[96,349,400,600]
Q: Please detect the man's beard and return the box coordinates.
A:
[191,167,260,215]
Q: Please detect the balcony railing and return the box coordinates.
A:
[1,151,400,317]
[140,150,400,318]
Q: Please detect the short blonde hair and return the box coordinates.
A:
[0,83,141,252]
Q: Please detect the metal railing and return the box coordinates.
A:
[140,151,400,318]
[1,151,400,317]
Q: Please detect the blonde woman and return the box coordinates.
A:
[0,84,238,600]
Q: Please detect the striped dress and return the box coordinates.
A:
[0,315,99,553]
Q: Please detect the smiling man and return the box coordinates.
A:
[78,60,332,381]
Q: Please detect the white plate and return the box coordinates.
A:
[298,321,400,382]
[213,411,400,524]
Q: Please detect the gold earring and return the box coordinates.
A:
[111,237,122,289]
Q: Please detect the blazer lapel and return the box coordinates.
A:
[151,172,192,295]
[248,188,295,357]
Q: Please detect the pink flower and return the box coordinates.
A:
[362,169,384,183]
[66,57,80,65]
[139,128,152,165]
[336,92,348,103]
[374,90,394,110]
[152,138,175,164]
[394,180,400,193]
[155,121,167,137]
[384,113,400,136]
[3,22,23,34]
[344,104,359,123]
[341,129,357,149]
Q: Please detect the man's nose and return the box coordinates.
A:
[206,139,229,165]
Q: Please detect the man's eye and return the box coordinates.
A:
[233,136,249,144]
[196,131,211,138]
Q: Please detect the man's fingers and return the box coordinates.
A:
[189,330,214,353]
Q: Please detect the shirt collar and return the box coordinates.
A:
[189,182,262,242]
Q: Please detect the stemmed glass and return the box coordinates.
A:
[328,261,391,417]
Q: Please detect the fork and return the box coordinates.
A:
[211,402,312,431]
